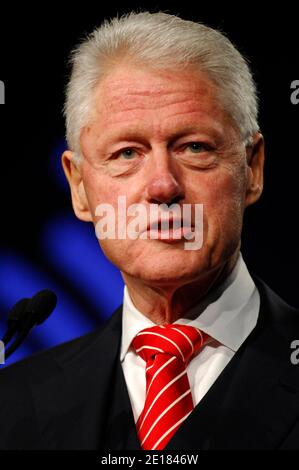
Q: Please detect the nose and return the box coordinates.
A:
[145,149,184,205]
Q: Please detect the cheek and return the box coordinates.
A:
[189,165,245,204]
[188,167,246,235]
[82,166,124,220]
[213,173,246,242]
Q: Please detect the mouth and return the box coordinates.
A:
[143,218,195,242]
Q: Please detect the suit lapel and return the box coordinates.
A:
[103,356,141,450]
[31,306,138,450]
[30,277,299,450]
[165,278,299,450]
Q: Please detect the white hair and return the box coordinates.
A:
[64,11,259,161]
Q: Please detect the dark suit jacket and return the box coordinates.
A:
[0,276,299,450]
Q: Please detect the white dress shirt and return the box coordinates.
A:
[120,252,260,423]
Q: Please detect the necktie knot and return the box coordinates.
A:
[131,323,210,450]
[132,324,209,366]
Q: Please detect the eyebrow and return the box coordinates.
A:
[98,124,224,149]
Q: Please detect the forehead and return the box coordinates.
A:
[92,65,223,122]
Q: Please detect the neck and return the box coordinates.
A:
[122,249,240,324]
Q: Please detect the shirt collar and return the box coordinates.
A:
[120,252,260,361]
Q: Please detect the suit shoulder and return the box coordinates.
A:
[0,304,123,386]
[253,274,299,336]
[0,320,110,384]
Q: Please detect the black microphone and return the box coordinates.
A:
[19,289,57,331]
[1,298,30,345]
[4,289,57,361]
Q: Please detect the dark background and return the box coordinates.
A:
[0,1,298,366]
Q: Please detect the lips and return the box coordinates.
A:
[145,218,195,242]
[148,218,192,229]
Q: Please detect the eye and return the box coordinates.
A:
[118,148,138,159]
[175,141,218,170]
[186,142,207,153]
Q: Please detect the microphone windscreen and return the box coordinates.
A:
[28,289,57,325]
[8,298,30,324]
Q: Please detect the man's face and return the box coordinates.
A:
[64,64,263,287]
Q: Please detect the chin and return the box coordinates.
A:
[128,251,208,286]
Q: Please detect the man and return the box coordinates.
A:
[0,11,298,450]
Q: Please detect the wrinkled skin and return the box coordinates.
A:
[63,65,264,323]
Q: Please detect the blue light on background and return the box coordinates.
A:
[41,212,124,318]
[0,248,120,367]
[0,140,124,368]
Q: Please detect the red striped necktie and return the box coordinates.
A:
[131,324,210,450]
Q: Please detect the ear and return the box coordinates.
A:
[61,150,93,222]
[244,133,265,208]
